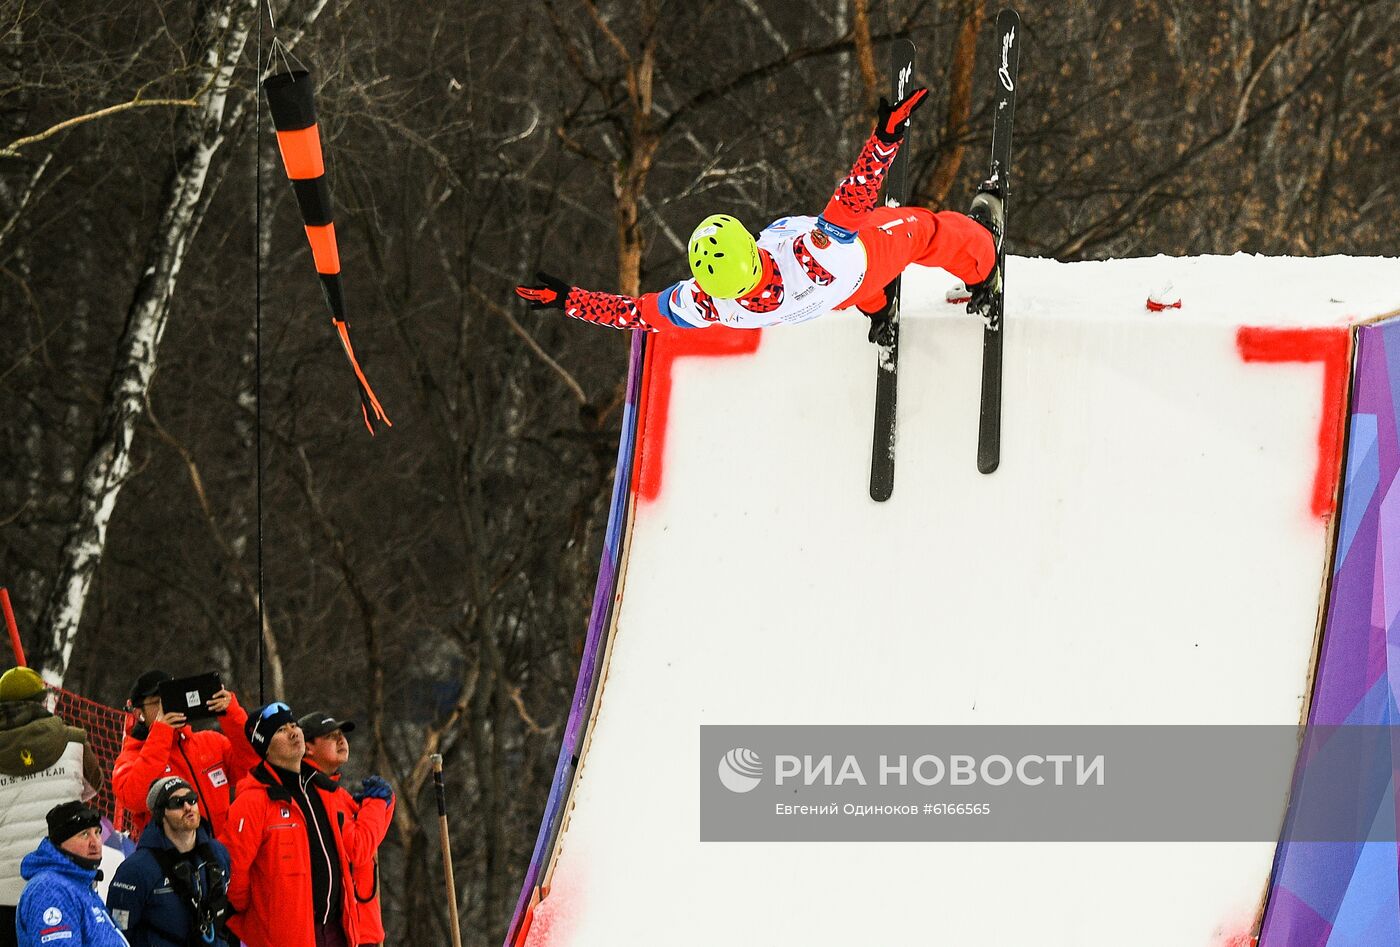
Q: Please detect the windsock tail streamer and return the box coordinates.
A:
[335,319,391,433]
[264,68,391,434]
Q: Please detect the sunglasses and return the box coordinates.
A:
[165,794,200,810]
[259,701,291,721]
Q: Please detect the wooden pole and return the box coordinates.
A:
[432,753,464,947]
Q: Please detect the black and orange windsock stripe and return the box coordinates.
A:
[263,69,390,434]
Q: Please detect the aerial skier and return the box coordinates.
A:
[515,88,1003,344]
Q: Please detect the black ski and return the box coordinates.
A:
[975,9,1021,475]
[869,38,916,502]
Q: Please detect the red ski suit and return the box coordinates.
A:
[219,762,394,947]
[112,691,260,837]
[837,206,993,314]
[310,763,394,945]
[541,126,996,332]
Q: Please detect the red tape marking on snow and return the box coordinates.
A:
[633,327,762,502]
[1237,326,1352,520]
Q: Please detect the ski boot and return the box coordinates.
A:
[964,181,1005,319]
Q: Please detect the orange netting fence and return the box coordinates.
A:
[49,686,135,833]
[3,588,136,831]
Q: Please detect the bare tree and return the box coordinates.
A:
[32,0,328,684]
[0,3,1394,945]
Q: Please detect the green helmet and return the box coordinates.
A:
[688,214,761,299]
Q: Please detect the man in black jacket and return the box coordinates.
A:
[107,776,235,946]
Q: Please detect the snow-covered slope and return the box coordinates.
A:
[513,254,1400,946]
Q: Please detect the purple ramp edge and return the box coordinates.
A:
[503,331,649,946]
[1261,319,1400,946]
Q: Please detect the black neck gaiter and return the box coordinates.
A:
[270,763,343,926]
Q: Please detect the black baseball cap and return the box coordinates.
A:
[297,711,356,741]
[128,670,172,706]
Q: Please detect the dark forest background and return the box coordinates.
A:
[1,0,1395,942]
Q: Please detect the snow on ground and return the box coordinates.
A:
[524,255,1400,946]
[909,252,1400,327]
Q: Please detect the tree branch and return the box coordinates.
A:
[851,0,880,112]
[1,94,202,158]
[143,396,288,699]
[660,28,901,136]
[466,284,589,405]
[915,0,983,207]
[0,152,53,248]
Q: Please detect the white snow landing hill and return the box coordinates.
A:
[505,253,1400,947]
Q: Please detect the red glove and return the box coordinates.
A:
[515,272,572,310]
[875,87,929,144]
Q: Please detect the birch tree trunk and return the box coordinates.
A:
[35,0,255,685]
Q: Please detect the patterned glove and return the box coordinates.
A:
[514,272,572,310]
[875,87,929,144]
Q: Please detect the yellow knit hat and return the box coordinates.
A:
[0,667,45,702]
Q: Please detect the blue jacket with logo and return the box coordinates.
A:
[105,820,233,946]
[16,837,129,946]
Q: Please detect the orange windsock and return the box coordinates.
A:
[264,69,390,434]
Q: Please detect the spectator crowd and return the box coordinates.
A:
[0,666,395,946]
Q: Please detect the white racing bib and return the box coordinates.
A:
[660,216,867,329]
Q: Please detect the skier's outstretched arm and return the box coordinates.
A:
[516,272,711,331]
[818,88,929,241]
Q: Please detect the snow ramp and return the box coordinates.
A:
[505,254,1400,947]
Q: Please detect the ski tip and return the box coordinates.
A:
[870,469,894,501]
[977,454,1000,475]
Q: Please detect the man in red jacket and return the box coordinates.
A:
[220,702,394,947]
[299,710,393,947]
[113,670,260,838]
